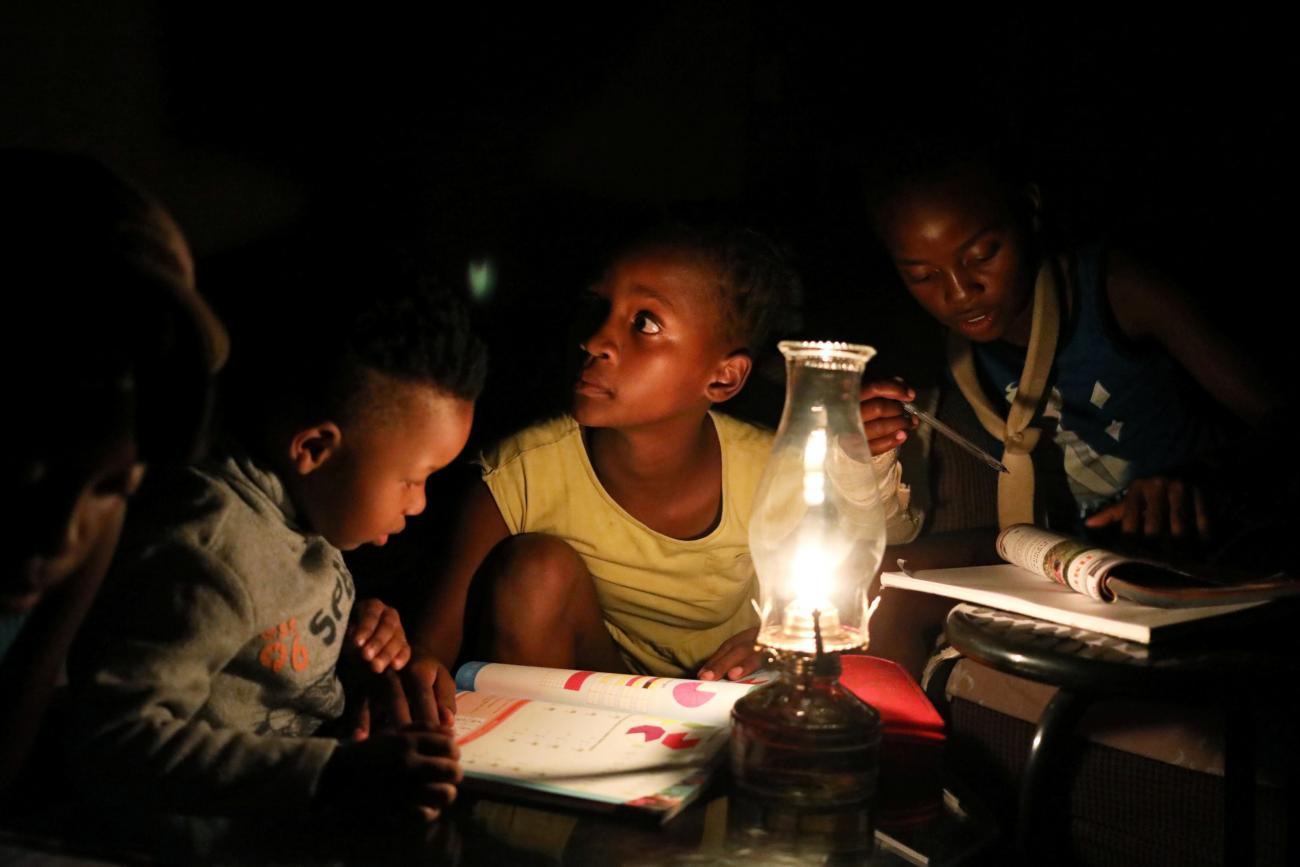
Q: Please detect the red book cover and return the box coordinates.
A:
[839,654,945,828]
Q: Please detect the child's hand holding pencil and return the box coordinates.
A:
[859,379,920,455]
[861,377,1008,473]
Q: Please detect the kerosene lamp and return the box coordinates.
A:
[730,341,887,809]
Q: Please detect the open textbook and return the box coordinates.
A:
[881,525,1299,643]
[451,662,771,823]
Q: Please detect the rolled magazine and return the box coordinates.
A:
[996,524,1300,608]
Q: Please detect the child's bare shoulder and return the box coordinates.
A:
[1101,247,1195,343]
[477,415,581,474]
[712,411,774,451]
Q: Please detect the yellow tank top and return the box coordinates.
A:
[478,412,772,676]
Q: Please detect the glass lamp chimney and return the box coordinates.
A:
[731,341,887,812]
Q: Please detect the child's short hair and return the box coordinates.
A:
[229,260,487,438]
[863,134,1036,235]
[617,224,801,354]
[320,277,489,423]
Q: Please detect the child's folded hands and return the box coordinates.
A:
[343,601,458,740]
[347,651,458,736]
[316,727,462,823]
[345,656,457,740]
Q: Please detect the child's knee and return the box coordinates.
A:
[486,534,587,615]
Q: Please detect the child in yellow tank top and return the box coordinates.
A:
[478,411,772,675]
[411,225,919,712]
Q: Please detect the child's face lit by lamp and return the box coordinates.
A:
[731,341,886,812]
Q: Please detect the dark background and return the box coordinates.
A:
[4,5,1293,592]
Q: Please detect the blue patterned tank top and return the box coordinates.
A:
[971,244,1228,519]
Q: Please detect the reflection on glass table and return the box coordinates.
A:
[3,776,995,866]
[458,780,995,867]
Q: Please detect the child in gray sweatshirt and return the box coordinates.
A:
[69,274,485,823]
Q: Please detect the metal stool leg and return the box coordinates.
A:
[1224,700,1256,867]
[1018,689,1087,861]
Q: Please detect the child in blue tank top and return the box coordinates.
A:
[868,155,1282,543]
[853,149,1293,679]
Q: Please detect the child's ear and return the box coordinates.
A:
[706,352,753,404]
[288,422,343,476]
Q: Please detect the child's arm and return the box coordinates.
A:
[1084,252,1283,538]
[66,544,342,816]
[405,481,510,724]
[1105,251,1280,425]
[68,548,459,822]
[340,599,417,740]
[862,378,926,545]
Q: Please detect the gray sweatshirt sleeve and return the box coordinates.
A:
[67,542,339,817]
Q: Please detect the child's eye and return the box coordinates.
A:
[970,243,1001,263]
[904,270,935,285]
[633,311,662,335]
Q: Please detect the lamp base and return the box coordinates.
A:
[730,650,881,809]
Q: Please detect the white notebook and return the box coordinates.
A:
[881,565,1264,643]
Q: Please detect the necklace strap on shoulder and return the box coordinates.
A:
[946,256,1065,527]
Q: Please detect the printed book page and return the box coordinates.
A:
[453,690,728,817]
[455,662,768,727]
